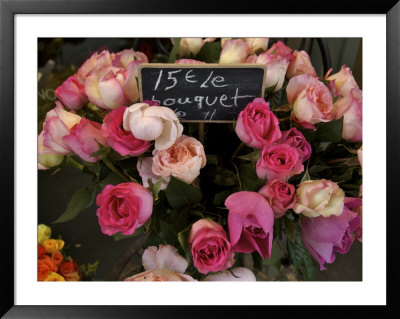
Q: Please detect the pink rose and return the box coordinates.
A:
[286,50,317,79]
[188,219,234,274]
[287,74,334,129]
[219,39,250,64]
[96,182,153,236]
[333,88,362,141]
[247,41,293,92]
[300,199,361,270]
[63,118,107,163]
[55,75,87,110]
[76,50,113,81]
[42,102,82,155]
[137,157,170,190]
[244,38,269,54]
[225,191,274,259]
[101,106,151,157]
[235,98,282,149]
[112,49,149,68]
[151,135,206,184]
[204,267,256,281]
[124,245,195,281]
[177,38,215,57]
[357,146,362,167]
[258,179,296,218]
[256,144,304,181]
[326,65,359,98]
[344,197,362,242]
[38,132,64,170]
[277,127,311,162]
[175,59,205,64]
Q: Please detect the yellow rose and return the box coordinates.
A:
[44,271,65,281]
[43,239,65,254]
[38,224,51,245]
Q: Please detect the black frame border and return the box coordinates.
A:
[1,0,399,317]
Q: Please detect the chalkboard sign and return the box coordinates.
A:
[138,64,267,122]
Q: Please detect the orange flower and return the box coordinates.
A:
[44,272,65,281]
[42,239,64,254]
[38,255,57,281]
[51,251,64,266]
[38,244,46,258]
[60,261,81,281]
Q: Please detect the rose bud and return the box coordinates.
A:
[326,65,360,98]
[38,132,64,170]
[177,38,215,57]
[219,39,250,64]
[286,50,317,79]
[59,260,81,281]
[244,38,269,54]
[55,75,87,111]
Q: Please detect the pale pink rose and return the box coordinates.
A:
[204,267,256,281]
[357,146,362,167]
[175,59,205,64]
[177,38,216,57]
[123,103,183,151]
[247,41,293,92]
[258,179,296,218]
[225,191,274,259]
[326,65,359,98]
[244,38,269,54]
[137,157,170,190]
[152,135,206,184]
[76,50,113,81]
[63,118,107,163]
[294,179,345,218]
[124,269,194,281]
[55,75,87,110]
[38,132,64,170]
[333,88,362,141]
[277,127,312,162]
[96,182,153,236]
[256,144,304,181]
[286,50,317,79]
[112,49,149,68]
[287,74,334,129]
[219,39,250,64]
[235,98,281,149]
[42,101,82,155]
[188,219,234,274]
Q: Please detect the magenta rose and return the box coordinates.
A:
[188,219,234,274]
[300,199,361,270]
[225,191,274,259]
[235,98,282,149]
[256,144,304,181]
[63,118,107,163]
[101,106,151,157]
[55,75,87,111]
[96,182,153,236]
[277,127,311,162]
[258,179,296,218]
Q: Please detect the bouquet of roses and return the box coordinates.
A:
[38,38,362,281]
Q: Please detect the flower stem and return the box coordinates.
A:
[102,157,137,183]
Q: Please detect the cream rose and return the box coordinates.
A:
[294,179,345,218]
[123,103,183,150]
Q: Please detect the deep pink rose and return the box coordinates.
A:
[225,191,274,259]
[63,118,107,163]
[101,106,151,157]
[55,75,87,111]
[277,127,311,162]
[287,74,334,129]
[235,98,282,149]
[300,199,361,270]
[188,219,234,274]
[256,144,304,181]
[286,50,317,79]
[258,179,296,218]
[344,197,362,242]
[96,182,153,236]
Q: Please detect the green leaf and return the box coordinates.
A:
[168,38,181,63]
[195,42,222,63]
[165,177,201,210]
[212,189,232,206]
[178,226,191,259]
[252,252,263,272]
[90,143,110,158]
[159,220,178,244]
[148,178,163,199]
[99,172,125,188]
[283,216,297,243]
[112,227,144,241]
[206,154,218,165]
[237,151,260,162]
[144,230,163,247]
[239,164,261,191]
[212,167,237,186]
[53,187,92,223]
[300,169,311,183]
[314,116,344,142]
[264,240,284,266]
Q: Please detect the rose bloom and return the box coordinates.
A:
[246,41,293,92]
[96,182,153,236]
[300,199,361,270]
[38,255,58,281]
[258,179,296,218]
[294,179,345,218]
[151,135,206,184]
[55,75,87,111]
[60,261,81,281]
[38,224,51,245]
[42,239,64,254]
[188,219,234,274]
[235,98,282,149]
[287,74,334,129]
[125,245,195,281]
[219,39,250,64]
[244,38,269,54]
[177,38,215,57]
[63,118,108,163]
[225,191,274,259]
[123,102,183,151]
[38,132,64,170]
[277,127,312,162]
[137,157,170,190]
[44,272,65,281]
[175,59,205,64]
[204,267,256,281]
[38,244,46,258]
[256,144,304,181]
[41,102,82,155]
[286,50,317,79]
[326,65,359,98]
[51,251,64,266]
[345,197,362,242]
[101,106,151,157]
